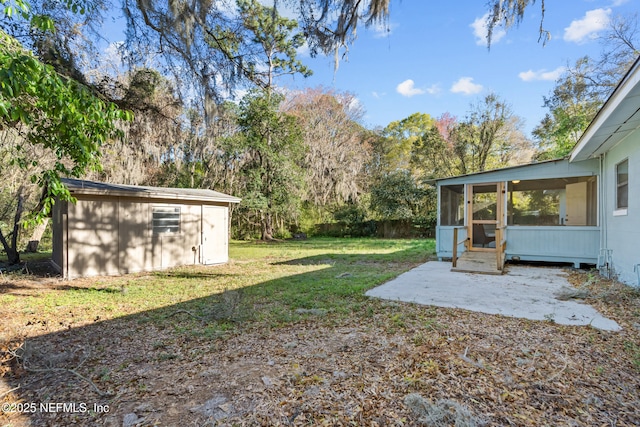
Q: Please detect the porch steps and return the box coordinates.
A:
[451,251,503,275]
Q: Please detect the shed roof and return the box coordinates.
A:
[62,178,241,203]
[570,55,640,162]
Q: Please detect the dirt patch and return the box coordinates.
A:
[1,271,640,426]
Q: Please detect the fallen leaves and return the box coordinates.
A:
[1,269,640,426]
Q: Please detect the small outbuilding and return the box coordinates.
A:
[51,179,241,279]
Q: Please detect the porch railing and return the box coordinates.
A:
[452,227,468,268]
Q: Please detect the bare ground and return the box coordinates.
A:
[1,268,640,426]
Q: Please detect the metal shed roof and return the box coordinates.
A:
[62,178,241,203]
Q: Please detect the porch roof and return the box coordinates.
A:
[430,157,599,186]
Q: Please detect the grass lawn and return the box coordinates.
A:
[1,237,435,330]
[1,237,639,426]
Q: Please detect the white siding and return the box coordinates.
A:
[602,132,640,285]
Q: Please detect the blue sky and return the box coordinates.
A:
[100,1,638,137]
[276,0,637,136]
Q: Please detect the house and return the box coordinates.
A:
[51,179,241,279]
[433,56,640,286]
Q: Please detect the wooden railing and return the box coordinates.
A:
[495,226,507,271]
[452,227,468,268]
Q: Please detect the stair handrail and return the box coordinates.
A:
[452,226,468,268]
[495,225,507,270]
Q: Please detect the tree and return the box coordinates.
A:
[234,0,311,240]
[410,120,458,180]
[380,113,436,175]
[369,170,427,221]
[237,90,304,240]
[485,0,549,46]
[534,14,639,159]
[450,93,516,174]
[284,87,371,214]
[591,13,639,97]
[0,1,130,264]
[287,0,548,59]
[238,0,312,87]
[533,58,600,159]
[88,68,184,185]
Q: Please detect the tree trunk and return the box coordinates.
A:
[0,187,25,265]
[0,231,20,265]
[26,218,49,253]
[261,212,274,240]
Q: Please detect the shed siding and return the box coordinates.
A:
[436,226,467,258]
[118,201,151,274]
[61,197,231,279]
[602,132,640,285]
[67,198,119,278]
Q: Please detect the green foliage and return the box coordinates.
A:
[236,89,305,239]
[534,57,602,160]
[370,170,428,221]
[333,202,368,224]
[238,0,312,84]
[452,93,512,174]
[1,0,53,30]
[410,123,456,179]
[381,113,435,173]
[0,1,130,265]
[0,30,131,220]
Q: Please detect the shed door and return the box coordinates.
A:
[202,206,228,264]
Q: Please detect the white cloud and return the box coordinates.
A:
[396,79,425,97]
[564,8,611,43]
[425,84,442,95]
[611,0,629,7]
[296,42,310,57]
[518,66,566,82]
[450,77,483,95]
[471,12,506,46]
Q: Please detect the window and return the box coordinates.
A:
[616,159,628,210]
[152,207,180,233]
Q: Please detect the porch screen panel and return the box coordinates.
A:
[507,176,597,226]
[440,185,464,226]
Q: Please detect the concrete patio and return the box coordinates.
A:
[366,261,621,331]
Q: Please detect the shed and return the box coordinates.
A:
[51,179,241,279]
[433,55,640,285]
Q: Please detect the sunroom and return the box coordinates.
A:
[434,158,602,272]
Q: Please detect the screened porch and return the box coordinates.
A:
[436,175,600,268]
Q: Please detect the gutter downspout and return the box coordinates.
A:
[600,153,607,252]
[598,152,613,278]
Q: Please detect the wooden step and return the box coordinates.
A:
[451,251,503,275]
